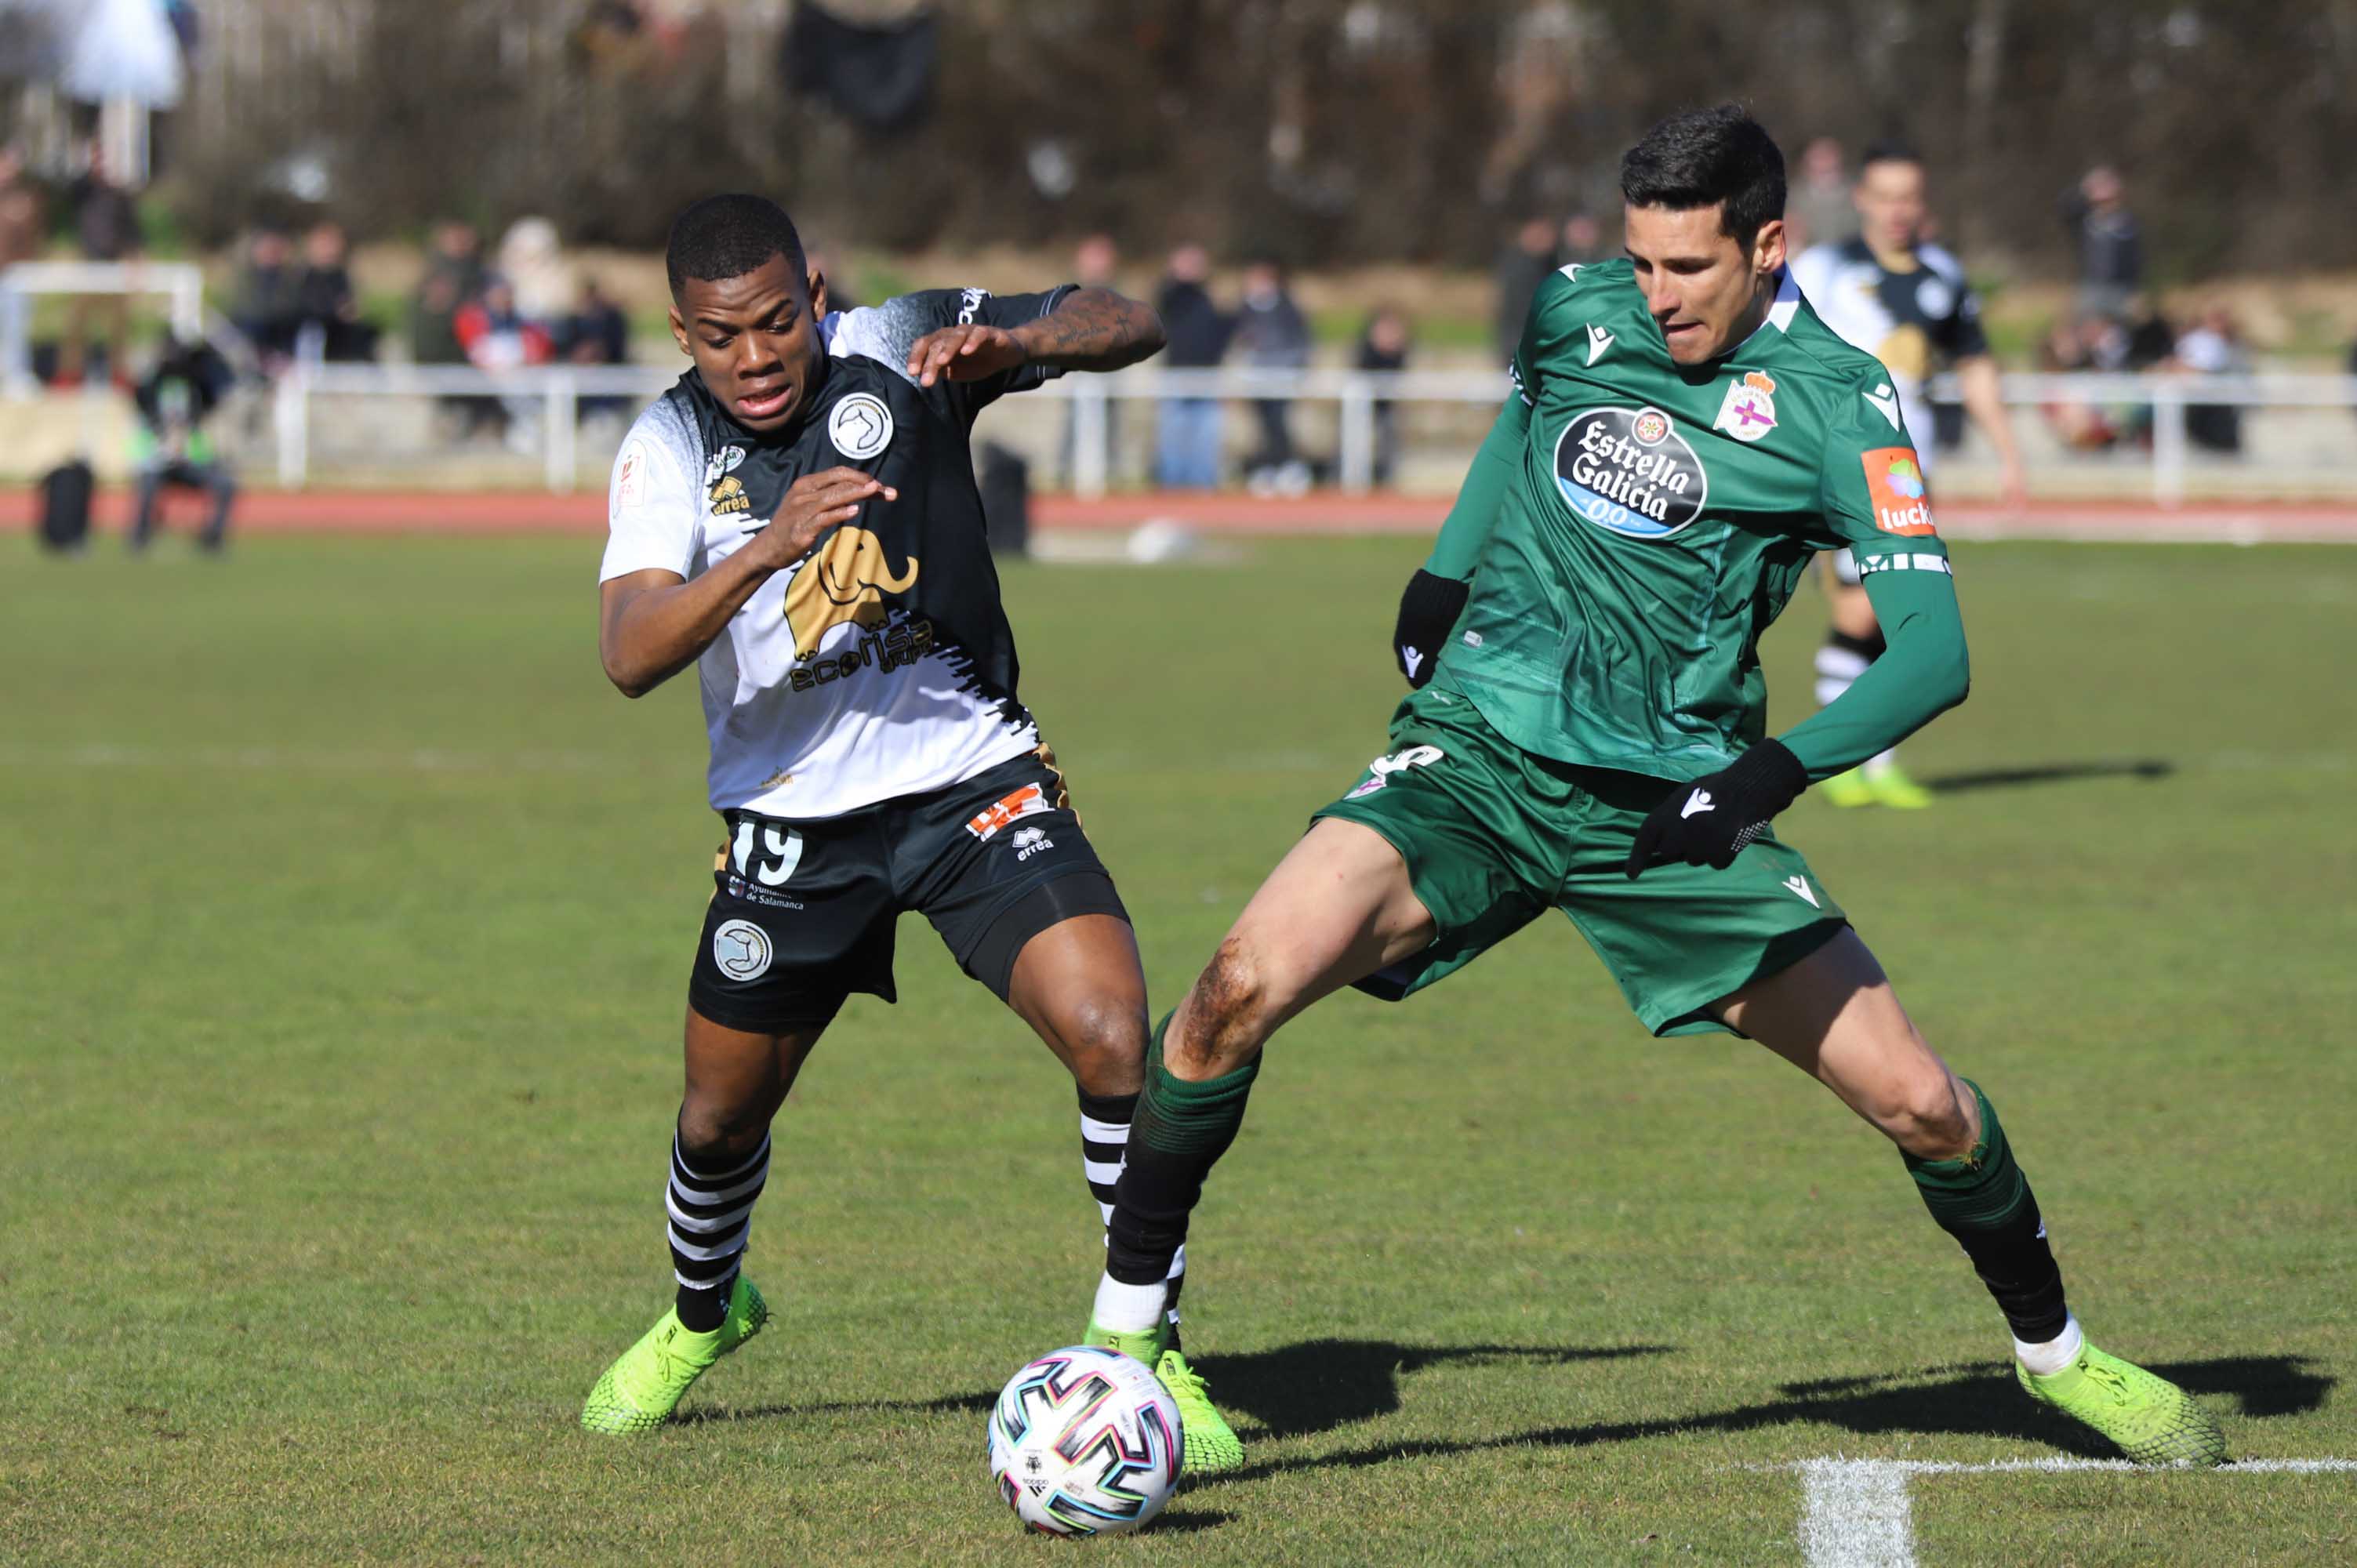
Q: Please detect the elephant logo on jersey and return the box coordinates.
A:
[783,526,921,658]
[1554,406,1709,539]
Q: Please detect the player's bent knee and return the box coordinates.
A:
[1171,936,1284,1074]
[675,1097,774,1166]
[1048,992,1148,1093]
[1875,1065,1973,1158]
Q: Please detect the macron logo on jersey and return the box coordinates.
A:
[1865,383,1902,432]
[1585,324,1615,365]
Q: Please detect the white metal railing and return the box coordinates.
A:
[1,260,209,391]
[257,361,2357,505]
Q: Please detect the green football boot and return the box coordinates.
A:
[1820,767,1878,809]
[1862,758,1935,809]
[1155,1347,1245,1474]
[581,1275,768,1434]
[2017,1341,2228,1465]
[1083,1319,1247,1475]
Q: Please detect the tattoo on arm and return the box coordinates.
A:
[1013,289,1167,372]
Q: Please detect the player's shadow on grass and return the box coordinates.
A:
[1200,1352,2332,1486]
[1923,758,2174,794]
[1197,1341,1677,1440]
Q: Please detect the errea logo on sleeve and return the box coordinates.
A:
[1861,447,1938,536]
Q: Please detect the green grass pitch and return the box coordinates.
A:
[2,529,2351,1565]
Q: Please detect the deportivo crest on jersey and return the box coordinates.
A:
[1713,371,1778,444]
[1554,406,1709,539]
[827,393,894,459]
[1863,447,1938,535]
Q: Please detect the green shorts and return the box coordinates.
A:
[1313,686,1847,1037]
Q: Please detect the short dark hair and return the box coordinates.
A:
[1619,104,1787,248]
[1858,138,1923,174]
[665,194,806,296]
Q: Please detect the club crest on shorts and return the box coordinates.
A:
[711,918,774,982]
[828,393,894,460]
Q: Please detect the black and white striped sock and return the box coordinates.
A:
[1080,1089,1186,1341]
[668,1131,771,1333]
[1817,628,1898,770]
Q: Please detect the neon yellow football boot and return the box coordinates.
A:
[1083,1318,1247,1475]
[1155,1347,1245,1474]
[1820,767,1878,808]
[581,1275,768,1434]
[1862,757,1936,809]
[2017,1341,2228,1465]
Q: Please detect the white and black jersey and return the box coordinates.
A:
[601,285,1073,820]
[1789,240,1988,474]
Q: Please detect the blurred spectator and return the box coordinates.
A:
[130,336,238,552]
[62,140,142,385]
[2120,294,2176,370]
[409,220,485,365]
[1559,211,1603,268]
[2173,303,2249,454]
[1354,305,1412,488]
[496,216,572,325]
[230,227,303,365]
[2063,165,2142,324]
[559,274,630,365]
[2036,318,2118,451]
[455,274,555,448]
[559,274,634,421]
[1493,216,1556,364]
[0,147,43,383]
[294,221,378,361]
[1232,258,1311,495]
[1787,136,1853,254]
[1153,242,1229,488]
[1060,233,1120,486]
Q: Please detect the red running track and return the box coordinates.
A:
[7,487,2355,543]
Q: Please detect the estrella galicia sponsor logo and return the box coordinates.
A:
[711,918,773,981]
[1553,405,1709,539]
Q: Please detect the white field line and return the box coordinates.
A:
[1792,1456,2357,1568]
[1799,1459,1915,1568]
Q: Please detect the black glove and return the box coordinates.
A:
[1625,739,1808,877]
[1393,569,1470,688]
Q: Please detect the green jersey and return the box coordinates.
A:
[1427,260,1956,779]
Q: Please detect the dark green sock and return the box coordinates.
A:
[1104,1012,1260,1285]
[1903,1080,2069,1342]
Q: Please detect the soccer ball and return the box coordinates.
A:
[986,1346,1183,1536]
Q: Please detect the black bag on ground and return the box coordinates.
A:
[978,441,1030,557]
[38,461,93,551]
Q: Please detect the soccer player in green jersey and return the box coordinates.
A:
[1081,106,2226,1468]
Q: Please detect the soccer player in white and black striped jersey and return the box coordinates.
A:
[577,196,1237,1466]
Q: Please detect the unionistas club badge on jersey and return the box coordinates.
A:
[1712,370,1778,443]
[1553,405,1709,539]
[828,393,894,460]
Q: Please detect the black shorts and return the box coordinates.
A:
[687,745,1130,1034]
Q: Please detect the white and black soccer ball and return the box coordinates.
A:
[986,1346,1183,1536]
